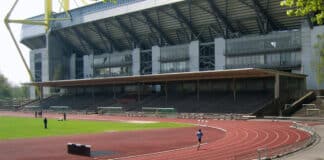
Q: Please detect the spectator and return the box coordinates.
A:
[43,117,48,129]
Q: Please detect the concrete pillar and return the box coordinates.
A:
[233,78,237,101]
[70,53,76,79]
[83,54,94,78]
[132,48,140,76]
[41,50,50,97]
[189,40,199,72]
[152,45,160,74]
[274,74,280,99]
[29,52,36,99]
[214,38,226,70]
[301,21,313,88]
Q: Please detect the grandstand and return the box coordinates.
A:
[26,69,306,115]
[20,0,323,116]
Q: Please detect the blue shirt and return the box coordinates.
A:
[197,131,203,139]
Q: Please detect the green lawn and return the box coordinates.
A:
[0,116,192,140]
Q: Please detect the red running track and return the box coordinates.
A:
[0,111,311,160]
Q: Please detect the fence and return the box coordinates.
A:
[234,122,316,160]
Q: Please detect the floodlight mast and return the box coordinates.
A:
[4,0,70,98]
[4,0,116,98]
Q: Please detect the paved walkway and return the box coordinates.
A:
[284,125,324,160]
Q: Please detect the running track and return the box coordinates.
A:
[0,111,311,160]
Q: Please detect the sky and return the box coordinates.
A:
[0,0,91,86]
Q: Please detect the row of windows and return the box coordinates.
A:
[95,66,132,77]
[160,61,189,73]
[226,52,301,66]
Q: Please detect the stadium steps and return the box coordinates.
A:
[282,91,317,116]
[292,96,324,117]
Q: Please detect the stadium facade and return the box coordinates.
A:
[20,0,323,114]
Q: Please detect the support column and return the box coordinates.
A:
[40,86,44,100]
[274,74,280,99]
[137,83,141,103]
[132,48,140,76]
[197,80,200,110]
[29,52,36,99]
[214,38,226,70]
[83,54,94,78]
[189,41,199,72]
[42,49,50,98]
[232,78,237,101]
[152,46,160,74]
[164,81,168,106]
[70,53,76,79]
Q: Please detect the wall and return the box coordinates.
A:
[132,48,140,75]
[83,54,94,78]
[301,24,324,89]
[152,45,160,74]
[215,38,226,70]
[189,41,199,71]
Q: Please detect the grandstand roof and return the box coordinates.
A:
[27,68,306,87]
[22,0,308,51]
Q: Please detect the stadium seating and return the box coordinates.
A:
[27,90,273,114]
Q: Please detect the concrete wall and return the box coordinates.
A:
[301,24,324,89]
[83,54,94,78]
[215,38,226,70]
[152,45,160,74]
[48,32,69,81]
[132,48,140,75]
[29,48,49,99]
[189,40,199,72]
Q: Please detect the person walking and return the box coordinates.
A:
[63,112,67,121]
[196,129,203,150]
[43,117,48,129]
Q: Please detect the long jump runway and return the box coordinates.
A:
[0,111,311,160]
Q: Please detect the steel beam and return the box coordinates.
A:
[54,31,85,55]
[207,0,235,36]
[170,4,203,41]
[239,0,282,32]
[92,22,120,51]
[90,24,110,52]
[72,27,103,53]
[115,17,141,47]
[142,11,174,45]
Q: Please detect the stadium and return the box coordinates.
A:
[0,0,324,159]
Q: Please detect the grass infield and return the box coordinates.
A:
[0,116,192,140]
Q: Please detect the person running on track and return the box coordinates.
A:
[196,129,203,150]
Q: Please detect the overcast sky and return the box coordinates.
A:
[0,1,90,86]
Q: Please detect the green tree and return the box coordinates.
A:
[0,73,12,99]
[280,0,324,24]
[0,72,29,99]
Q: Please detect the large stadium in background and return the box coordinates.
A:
[21,0,323,115]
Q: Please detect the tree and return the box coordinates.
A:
[280,0,324,24]
[0,72,28,99]
[0,73,12,99]
[102,0,117,2]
